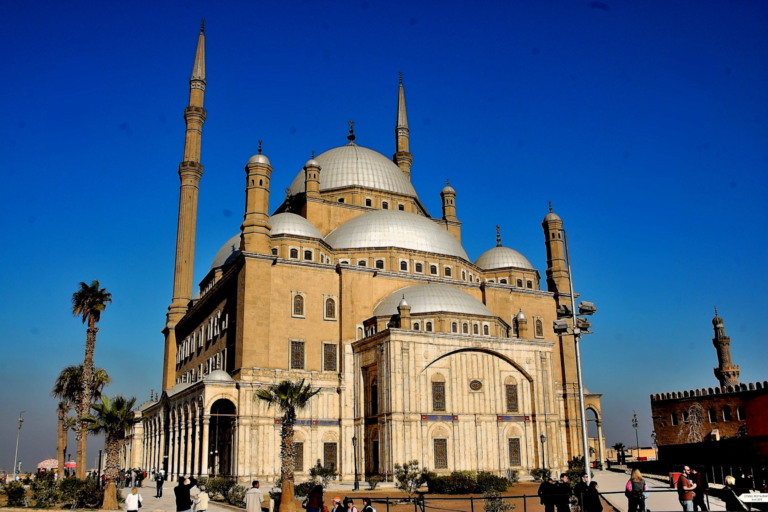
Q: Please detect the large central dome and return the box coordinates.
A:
[288,144,417,197]
[325,210,469,260]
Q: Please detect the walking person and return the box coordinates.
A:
[677,466,697,512]
[583,481,603,512]
[574,473,589,511]
[126,487,143,512]
[626,468,648,512]
[155,470,165,498]
[194,485,210,512]
[361,497,376,512]
[538,476,556,512]
[331,497,344,512]
[722,476,748,512]
[690,467,708,511]
[245,480,264,512]
[175,476,197,512]
[555,473,572,512]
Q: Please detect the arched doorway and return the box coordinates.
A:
[208,399,236,477]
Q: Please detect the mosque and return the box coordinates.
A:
[126,26,605,482]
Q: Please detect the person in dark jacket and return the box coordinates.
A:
[175,476,197,512]
[574,473,589,511]
[583,481,603,512]
[555,473,572,512]
[538,476,556,512]
[722,475,748,512]
[690,467,708,511]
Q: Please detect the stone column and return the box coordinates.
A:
[183,414,191,476]
[596,420,605,467]
[200,415,210,477]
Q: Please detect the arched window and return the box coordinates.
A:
[671,412,679,426]
[462,270,466,280]
[293,294,304,316]
[304,250,312,261]
[382,201,389,209]
[271,247,278,256]
[444,267,452,277]
[535,319,543,337]
[451,322,458,333]
[526,280,533,289]
[723,406,732,422]
[415,263,423,273]
[365,198,372,207]
[708,408,717,423]
[398,204,405,211]
[375,260,384,269]
[505,379,519,412]
[325,298,336,319]
[432,376,446,411]
[358,260,366,266]
[473,324,479,335]
[516,279,523,287]
[737,406,745,421]
[430,265,438,275]
[500,278,507,284]
[290,248,299,259]
[462,323,469,334]
[413,322,420,331]
[426,322,433,332]
[400,261,408,271]
[483,325,489,336]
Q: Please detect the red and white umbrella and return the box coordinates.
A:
[64,461,76,469]
[37,458,58,470]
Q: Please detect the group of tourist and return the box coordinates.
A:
[538,473,603,512]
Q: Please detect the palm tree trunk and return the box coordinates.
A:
[78,324,98,479]
[57,410,66,479]
[101,435,121,510]
[279,412,297,512]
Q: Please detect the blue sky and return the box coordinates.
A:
[1,0,766,471]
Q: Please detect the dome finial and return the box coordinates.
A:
[200,18,205,34]
[399,71,403,85]
[257,140,263,154]
[347,120,356,143]
[311,150,315,159]
[548,201,553,213]
[496,225,502,247]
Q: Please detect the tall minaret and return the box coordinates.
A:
[393,73,413,179]
[163,22,207,390]
[542,202,571,295]
[712,308,740,387]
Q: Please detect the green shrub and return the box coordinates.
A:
[58,477,102,508]
[294,481,316,498]
[206,477,237,500]
[31,473,59,508]
[366,475,383,490]
[226,484,247,507]
[394,461,425,498]
[477,472,510,493]
[4,480,26,507]
[309,462,338,487]
[529,468,551,483]
[483,491,515,512]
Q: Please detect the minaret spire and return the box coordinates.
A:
[164,25,207,390]
[393,73,413,179]
[712,308,740,387]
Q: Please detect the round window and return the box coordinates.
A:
[469,379,483,391]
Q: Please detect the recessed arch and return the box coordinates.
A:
[421,347,533,383]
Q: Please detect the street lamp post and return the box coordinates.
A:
[13,411,24,481]
[352,435,359,491]
[632,411,640,460]
[540,434,547,468]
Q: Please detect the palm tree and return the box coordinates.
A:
[85,395,138,510]
[256,380,320,512]
[52,365,111,478]
[72,280,112,478]
[612,442,626,464]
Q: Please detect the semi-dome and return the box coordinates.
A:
[288,144,417,197]
[325,210,469,260]
[269,213,322,238]
[210,233,241,270]
[475,246,534,270]
[204,370,234,382]
[374,283,491,317]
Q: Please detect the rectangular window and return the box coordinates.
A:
[432,382,446,411]
[434,439,448,469]
[290,340,305,370]
[294,442,304,472]
[508,438,521,466]
[323,343,338,372]
[506,384,519,412]
[323,442,338,470]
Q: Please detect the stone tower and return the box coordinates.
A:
[712,308,740,387]
[163,23,207,390]
[393,73,413,179]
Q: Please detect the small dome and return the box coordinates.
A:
[304,158,321,169]
[374,283,491,317]
[248,153,271,165]
[288,144,417,197]
[204,370,234,382]
[543,211,561,222]
[325,210,469,260]
[210,234,241,270]
[441,184,456,195]
[269,213,322,238]
[398,297,409,308]
[475,246,534,270]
